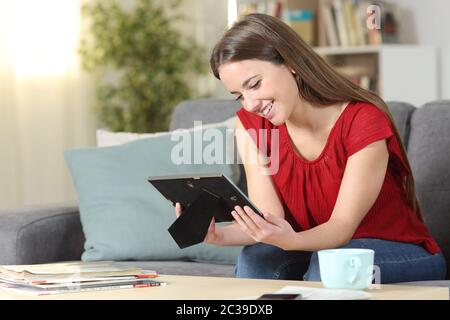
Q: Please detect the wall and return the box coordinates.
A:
[177,0,230,99]
[0,0,98,210]
[384,0,450,100]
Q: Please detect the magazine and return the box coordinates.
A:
[0,261,165,295]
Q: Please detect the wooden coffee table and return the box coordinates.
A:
[0,275,447,300]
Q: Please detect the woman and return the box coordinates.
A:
[176,13,446,283]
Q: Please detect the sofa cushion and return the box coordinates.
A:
[64,124,242,264]
[386,101,416,147]
[97,116,237,147]
[169,99,241,130]
[407,101,450,279]
[0,204,84,265]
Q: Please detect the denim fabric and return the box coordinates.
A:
[235,239,447,283]
[235,243,312,280]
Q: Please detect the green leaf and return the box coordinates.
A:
[78,0,208,132]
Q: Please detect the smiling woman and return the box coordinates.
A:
[172,13,448,284]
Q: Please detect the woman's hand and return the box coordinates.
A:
[175,203,222,246]
[231,205,297,250]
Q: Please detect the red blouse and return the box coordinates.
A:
[236,101,440,254]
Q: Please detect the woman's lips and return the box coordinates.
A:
[261,100,274,118]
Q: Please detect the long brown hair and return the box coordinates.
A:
[210,13,422,218]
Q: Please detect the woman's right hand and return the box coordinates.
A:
[175,202,222,245]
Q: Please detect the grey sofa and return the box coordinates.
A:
[1,99,449,285]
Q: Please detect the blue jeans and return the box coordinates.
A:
[235,239,447,283]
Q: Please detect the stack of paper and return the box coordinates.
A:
[0,261,166,295]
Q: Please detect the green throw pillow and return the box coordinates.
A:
[65,125,242,264]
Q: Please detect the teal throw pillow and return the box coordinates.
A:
[64,125,242,264]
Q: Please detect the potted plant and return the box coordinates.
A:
[78,0,207,133]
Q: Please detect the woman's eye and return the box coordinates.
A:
[249,80,261,89]
[233,80,261,101]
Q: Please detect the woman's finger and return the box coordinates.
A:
[231,210,253,236]
[242,206,266,228]
[234,205,261,232]
[231,210,243,224]
[175,202,182,217]
[207,217,215,232]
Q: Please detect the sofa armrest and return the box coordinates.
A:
[0,203,85,265]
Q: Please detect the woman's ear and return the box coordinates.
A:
[284,64,296,75]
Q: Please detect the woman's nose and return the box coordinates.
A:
[243,95,260,113]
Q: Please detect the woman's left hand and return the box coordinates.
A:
[231,205,297,250]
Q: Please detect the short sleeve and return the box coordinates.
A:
[343,103,394,157]
[236,108,274,156]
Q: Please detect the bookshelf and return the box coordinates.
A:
[234,0,391,47]
[232,0,439,107]
[315,44,438,107]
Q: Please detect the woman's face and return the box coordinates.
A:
[218,59,300,125]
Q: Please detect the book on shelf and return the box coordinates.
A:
[320,0,400,47]
[322,0,339,47]
[237,0,283,19]
[0,261,165,295]
[331,0,349,46]
[333,65,377,93]
[348,74,377,92]
[344,0,365,46]
[235,0,400,47]
[282,8,315,45]
[378,1,399,44]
